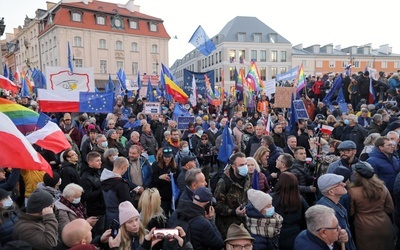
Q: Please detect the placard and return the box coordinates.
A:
[274,87,296,108]
[144,102,160,114]
[177,116,195,130]
[293,100,309,120]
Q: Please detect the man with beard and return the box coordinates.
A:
[327,141,359,182]
[61,113,81,146]
[214,152,251,239]
[271,122,286,149]
[164,128,181,155]
[122,145,152,207]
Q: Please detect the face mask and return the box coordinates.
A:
[265,206,275,217]
[397,130,400,136]
[237,165,248,176]
[343,119,349,125]
[182,147,189,153]
[2,197,13,209]
[101,141,108,148]
[197,130,204,136]
[72,197,81,204]
[158,118,163,122]
[113,155,118,161]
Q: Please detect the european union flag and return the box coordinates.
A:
[79,92,114,113]
[217,123,234,164]
[31,68,46,89]
[170,173,180,211]
[188,25,216,56]
[146,79,157,102]
[252,169,259,190]
[117,68,127,91]
[36,112,51,128]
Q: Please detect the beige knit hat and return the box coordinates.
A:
[247,189,272,211]
[119,201,139,225]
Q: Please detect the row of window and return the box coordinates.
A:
[70,37,158,53]
[69,60,160,75]
[70,11,158,32]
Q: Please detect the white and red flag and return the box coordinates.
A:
[0,112,52,176]
[26,121,71,154]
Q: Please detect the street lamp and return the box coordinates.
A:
[0,17,5,76]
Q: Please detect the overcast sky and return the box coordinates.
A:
[3,0,399,66]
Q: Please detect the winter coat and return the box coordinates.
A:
[13,210,58,250]
[59,161,81,192]
[245,203,283,250]
[140,132,158,156]
[54,199,83,235]
[294,230,332,250]
[366,147,400,195]
[250,170,270,193]
[327,158,359,182]
[100,168,134,224]
[80,167,105,217]
[0,207,18,246]
[122,156,153,189]
[245,135,262,157]
[348,185,395,250]
[340,124,368,157]
[171,201,224,250]
[214,166,251,238]
[271,193,308,250]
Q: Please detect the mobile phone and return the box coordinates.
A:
[110,219,120,238]
[153,229,178,239]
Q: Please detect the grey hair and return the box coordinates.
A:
[95,134,106,142]
[104,148,118,158]
[185,168,202,187]
[164,130,171,137]
[246,157,260,172]
[363,133,382,146]
[62,183,83,198]
[372,114,382,123]
[347,114,358,123]
[306,205,335,232]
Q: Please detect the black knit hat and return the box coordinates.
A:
[43,171,60,187]
[26,190,54,214]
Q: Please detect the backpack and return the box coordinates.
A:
[210,172,231,194]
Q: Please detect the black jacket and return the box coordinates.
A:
[81,167,105,216]
[59,161,80,192]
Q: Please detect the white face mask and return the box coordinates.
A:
[2,197,13,209]
[72,197,81,204]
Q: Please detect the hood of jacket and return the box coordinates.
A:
[100,168,122,191]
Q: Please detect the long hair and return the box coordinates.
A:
[120,220,146,250]
[349,171,385,201]
[253,146,270,167]
[157,147,177,169]
[138,188,165,228]
[274,172,302,212]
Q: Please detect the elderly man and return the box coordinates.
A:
[317,174,356,250]
[340,114,368,156]
[125,131,143,156]
[294,205,348,250]
[13,190,58,250]
[214,152,251,239]
[225,223,254,250]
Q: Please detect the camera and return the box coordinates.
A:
[153,229,178,239]
[110,219,120,238]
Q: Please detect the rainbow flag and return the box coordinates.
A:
[246,62,264,92]
[296,64,306,95]
[0,98,39,135]
[205,74,216,103]
[20,71,34,97]
[161,64,188,104]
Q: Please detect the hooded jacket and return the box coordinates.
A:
[100,168,133,223]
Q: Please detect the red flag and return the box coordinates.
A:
[26,121,71,153]
[0,112,52,176]
[321,125,334,135]
[0,75,19,94]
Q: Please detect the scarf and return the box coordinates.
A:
[246,213,283,238]
[59,196,86,219]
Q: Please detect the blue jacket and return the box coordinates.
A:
[294,230,332,250]
[317,197,356,250]
[367,147,400,194]
[122,156,153,189]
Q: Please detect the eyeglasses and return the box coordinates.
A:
[316,224,340,232]
[227,243,253,250]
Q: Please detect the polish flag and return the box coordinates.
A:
[26,121,71,153]
[320,125,334,135]
[0,75,19,94]
[0,112,52,176]
[37,89,80,112]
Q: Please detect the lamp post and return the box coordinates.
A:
[0,17,6,76]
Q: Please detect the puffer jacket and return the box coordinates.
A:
[367,147,400,194]
[140,132,159,156]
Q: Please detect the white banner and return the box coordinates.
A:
[45,66,95,92]
[144,102,160,114]
[263,79,276,99]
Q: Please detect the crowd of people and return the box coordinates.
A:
[1,68,400,249]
